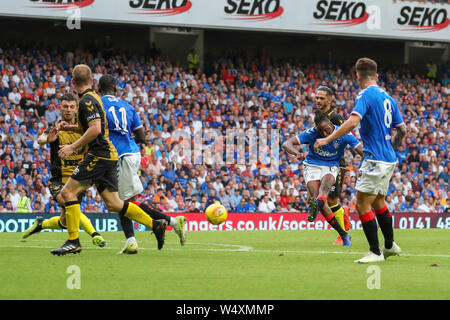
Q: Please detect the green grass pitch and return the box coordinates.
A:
[0,228,449,300]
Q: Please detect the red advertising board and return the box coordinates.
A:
[165,212,450,231]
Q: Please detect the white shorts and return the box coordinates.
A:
[303,163,339,185]
[117,153,144,201]
[356,160,396,196]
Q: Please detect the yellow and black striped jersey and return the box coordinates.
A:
[77,88,118,161]
[324,107,344,126]
[46,123,87,183]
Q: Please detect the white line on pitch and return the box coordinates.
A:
[1,243,450,258]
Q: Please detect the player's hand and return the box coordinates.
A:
[314,138,328,153]
[58,121,69,131]
[58,144,75,159]
[47,127,59,143]
[296,152,305,161]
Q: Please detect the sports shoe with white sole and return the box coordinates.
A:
[51,239,82,256]
[174,216,186,246]
[117,238,138,255]
[382,242,401,259]
[354,251,385,264]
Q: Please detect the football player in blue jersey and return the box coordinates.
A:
[99,75,186,254]
[314,58,407,263]
[282,111,364,247]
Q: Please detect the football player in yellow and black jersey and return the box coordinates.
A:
[315,86,351,245]
[51,64,166,255]
[23,93,106,247]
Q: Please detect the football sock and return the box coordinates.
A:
[325,212,347,237]
[79,213,97,237]
[343,207,351,231]
[65,201,81,241]
[68,238,81,246]
[360,210,381,255]
[330,204,345,231]
[121,201,154,229]
[58,219,67,229]
[374,205,394,250]
[137,202,172,226]
[317,196,327,211]
[119,214,135,239]
[42,216,63,230]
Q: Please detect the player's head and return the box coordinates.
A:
[72,64,92,89]
[355,57,378,83]
[60,93,77,122]
[315,86,333,111]
[314,111,334,138]
[98,74,117,96]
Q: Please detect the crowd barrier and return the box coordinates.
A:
[0,212,449,233]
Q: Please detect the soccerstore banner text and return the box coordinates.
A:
[0,212,449,233]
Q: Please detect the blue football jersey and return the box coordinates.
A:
[102,95,142,157]
[352,85,404,163]
[297,126,360,167]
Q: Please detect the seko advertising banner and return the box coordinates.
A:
[0,1,448,42]
[0,212,449,233]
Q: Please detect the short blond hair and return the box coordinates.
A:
[72,64,92,86]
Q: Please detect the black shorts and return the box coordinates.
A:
[71,154,118,194]
[329,166,347,199]
[49,179,84,203]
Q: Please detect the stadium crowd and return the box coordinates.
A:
[0,43,448,214]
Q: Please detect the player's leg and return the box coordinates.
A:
[328,167,348,244]
[50,177,89,255]
[96,159,166,250]
[37,182,106,246]
[304,164,322,222]
[116,155,143,254]
[306,180,320,222]
[371,163,401,258]
[353,161,386,263]
[355,190,381,251]
[120,154,187,246]
[317,173,350,245]
[23,181,65,238]
[100,189,166,250]
[136,201,186,246]
[372,194,394,250]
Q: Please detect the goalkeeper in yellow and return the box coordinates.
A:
[22,93,106,247]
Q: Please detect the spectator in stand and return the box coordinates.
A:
[4,200,14,212]
[258,195,276,213]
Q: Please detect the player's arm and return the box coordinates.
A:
[59,120,101,159]
[38,127,58,145]
[352,143,364,158]
[391,101,407,150]
[133,126,146,144]
[58,99,102,159]
[58,121,82,133]
[281,135,305,161]
[392,123,407,149]
[314,114,360,152]
[130,107,145,144]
